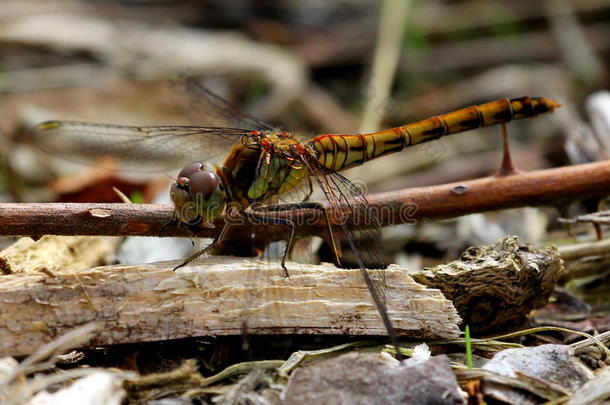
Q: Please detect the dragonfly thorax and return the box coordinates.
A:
[170,161,227,228]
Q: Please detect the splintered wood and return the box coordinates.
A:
[0,235,117,275]
[0,257,461,356]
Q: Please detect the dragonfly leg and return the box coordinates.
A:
[158,211,185,237]
[259,201,322,211]
[251,202,342,268]
[287,202,342,266]
[173,221,230,271]
[281,220,296,277]
[244,206,298,278]
[320,206,342,267]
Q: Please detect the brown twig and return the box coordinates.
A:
[559,210,610,226]
[367,159,610,229]
[1,160,610,245]
[559,239,610,261]
[559,209,610,241]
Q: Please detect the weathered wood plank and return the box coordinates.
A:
[0,257,461,356]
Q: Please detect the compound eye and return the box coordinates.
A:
[188,171,220,199]
[178,161,204,179]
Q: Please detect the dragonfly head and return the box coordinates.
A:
[170,162,227,228]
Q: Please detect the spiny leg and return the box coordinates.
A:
[257,201,342,267]
[265,184,402,358]
[159,213,201,250]
[158,211,181,237]
[281,219,296,275]
[173,221,231,271]
[244,206,296,277]
[321,206,342,267]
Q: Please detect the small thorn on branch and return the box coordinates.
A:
[496,123,521,176]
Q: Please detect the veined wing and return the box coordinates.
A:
[172,74,274,131]
[31,120,253,171]
[303,157,397,344]
[303,156,386,269]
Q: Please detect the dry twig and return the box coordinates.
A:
[1,160,610,246]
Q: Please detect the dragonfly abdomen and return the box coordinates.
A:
[310,96,559,171]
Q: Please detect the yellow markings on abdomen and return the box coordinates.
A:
[310,96,559,171]
[311,132,399,172]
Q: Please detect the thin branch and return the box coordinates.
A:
[1,160,610,244]
[559,210,610,226]
[558,239,610,261]
[367,160,610,225]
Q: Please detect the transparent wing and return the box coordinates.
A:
[31,120,253,171]
[29,76,277,172]
[303,156,387,292]
[279,177,314,204]
[171,74,275,131]
[302,158,392,341]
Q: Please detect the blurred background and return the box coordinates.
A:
[0,0,609,269]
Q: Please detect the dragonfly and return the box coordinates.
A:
[32,76,559,350]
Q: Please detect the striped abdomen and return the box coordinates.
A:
[309,96,560,172]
